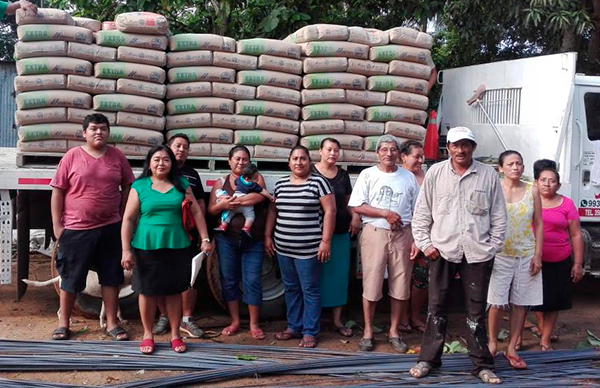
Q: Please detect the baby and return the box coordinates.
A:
[215,163,274,237]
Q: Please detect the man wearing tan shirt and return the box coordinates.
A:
[409,127,507,384]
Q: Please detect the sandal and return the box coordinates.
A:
[139,338,155,354]
[399,324,412,333]
[221,325,240,336]
[275,329,301,341]
[105,326,129,341]
[51,327,70,341]
[478,369,501,384]
[250,329,266,340]
[334,325,353,337]
[503,352,527,369]
[411,323,426,333]
[540,344,554,351]
[389,337,408,353]
[298,335,317,348]
[171,338,187,353]
[409,361,433,378]
[358,337,374,352]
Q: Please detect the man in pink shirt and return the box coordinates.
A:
[50,114,135,341]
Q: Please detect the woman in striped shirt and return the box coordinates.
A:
[265,145,336,348]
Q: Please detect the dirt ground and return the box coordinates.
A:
[1,253,599,387]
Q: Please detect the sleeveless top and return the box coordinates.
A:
[499,182,535,257]
[222,174,267,241]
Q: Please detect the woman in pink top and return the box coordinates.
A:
[531,160,584,351]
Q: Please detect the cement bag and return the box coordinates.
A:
[237,39,301,59]
[234,130,298,148]
[116,78,167,99]
[303,57,347,73]
[347,59,388,76]
[188,142,211,156]
[388,60,432,80]
[341,149,378,163]
[348,27,389,46]
[367,75,430,95]
[18,123,82,142]
[344,120,384,136]
[15,107,67,126]
[108,126,164,146]
[166,82,212,99]
[73,17,102,32]
[258,55,303,75]
[363,136,410,151]
[15,41,67,59]
[212,114,256,130]
[67,75,116,95]
[114,143,153,156]
[302,103,365,121]
[117,46,167,67]
[301,89,346,105]
[286,24,348,43]
[16,8,73,25]
[384,121,426,141]
[223,37,236,53]
[116,112,166,132]
[169,34,226,52]
[102,21,117,31]
[96,31,168,50]
[212,143,242,157]
[213,52,257,70]
[386,91,429,110]
[255,116,299,134]
[301,134,363,150]
[366,106,427,125]
[300,119,344,136]
[16,90,91,110]
[95,62,166,84]
[167,97,234,115]
[166,113,212,130]
[67,140,86,149]
[167,50,213,68]
[256,85,301,105]
[168,66,235,84]
[236,100,300,120]
[300,42,369,59]
[17,57,92,76]
[166,128,233,144]
[388,27,434,49]
[18,139,68,153]
[212,83,256,100]
[346,90,386,107]
[369,45,431,64]
[237,70,301,90]
[17,25,93,44]
[309,149,322,162]
[14,74,66,93]
[253,145,291,160]
[115,12,169,35]
[303,73,366,90]
[93,94,165,117]
[67,108,116,124]
[67,42,117,62]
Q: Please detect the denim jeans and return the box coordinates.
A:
[277,253,321,337]
[215,234,264,306]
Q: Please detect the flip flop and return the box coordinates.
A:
[503,352,527,369]
[51,327,70,341]
[275,329,301,341]
[399,324,412,333]
[478,369,502,384]
[409,361,433,378]
[170,338,187,353]
[221,325,240,336]
[139,338,155,354]
[540,344,554,351]
[105,326,129,341]
[357,337,374,351]
[250,329,266,340]
[298,336,317,348]
[334,325,353,337]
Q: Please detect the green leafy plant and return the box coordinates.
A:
[443,340,468,354]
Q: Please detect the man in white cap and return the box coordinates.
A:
[409,127,507,384]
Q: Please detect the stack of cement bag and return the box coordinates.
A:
[164,33,242,158]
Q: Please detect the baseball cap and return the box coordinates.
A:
[446,126,477,144]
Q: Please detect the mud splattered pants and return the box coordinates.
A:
[417,256,495,375]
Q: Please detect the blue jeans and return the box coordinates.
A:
[277,253,321,337]
[215,234,264,306]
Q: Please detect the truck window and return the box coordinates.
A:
[584,92,600,141]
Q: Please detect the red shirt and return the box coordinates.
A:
[50,146,135,230]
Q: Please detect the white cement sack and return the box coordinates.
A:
[116,78,167,99]
[223,37,236,53]
[348,27,389,46]
[114,143,153,156]
[212,114,256,130]
[303,57,347,73]
[300,119,344,136]
[102,21,117,31]
[166,128,233,144]
[166,82,212,99]
[309,149,322,162]
[303,73,366,90]
[167,97,234,115]
[234,130,298,148]
[14,74,67,93]
[116,111,166,132]
[388,27,434,49]
[93,94,165,117]
[341,149,378,163]
[300,41,369,59]
[67,42,117,62]
[67,75,116,95]
[212,143,242,157]
[302,103,365,121]
[301,89,346,105]
[166,50,213,68]
[73,17,102,32]
[388,60,432,80]
[18,139,68,153]
[96,31,168,50]
[258,55,303,75]
[15,107,67,126]
[108,126,164,146]
[115,12,169,35]
[213,52,257,70]
[253,145,292,160]
[369,45,431,64]
[255,116,299,134]
[256,85,301,105]
[301,134,363,150]
[286,24,349,43]
[364,136,408,151]
[188,142,211,156]
[367,75,430,95]
[169,34,231,52]
[166,113,212,130]
[344,120,384,136]
[15,41,67,59]
[237,39,301,59]
[95,62,166,84]
[212,83,256,100]
[386,91,429,110]
[168,66,235,84]
[17,57,92,76]
[17,25,93,43]
[384,121,426,141]
[67,108,116,124]
[16,8,73,26]
[67,140,86,149]
[236,100,300,120]
[345,90,386,107]
[347,58,388,76]
[117,46,167,67]
[18,123,82,142]
[16,90,91,110]
[237,70,302,90]
[366,106,427,125]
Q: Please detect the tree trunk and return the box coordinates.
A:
[588,0,600,68]
[561,29,578,53]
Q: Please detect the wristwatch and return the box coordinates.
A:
[201,238,210,243]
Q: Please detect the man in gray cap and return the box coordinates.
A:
[410,127,507,384]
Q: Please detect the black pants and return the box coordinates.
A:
[418,257,495,375]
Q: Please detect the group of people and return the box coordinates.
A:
[50,113,584,384]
